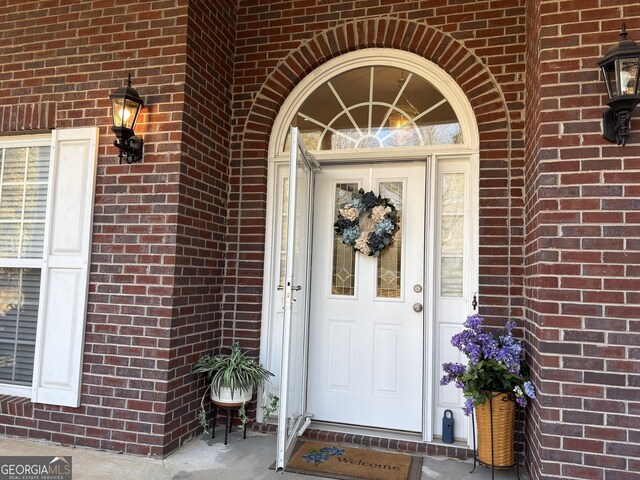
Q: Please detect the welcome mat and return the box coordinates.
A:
[282,440,423,480]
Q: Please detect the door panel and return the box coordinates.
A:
[307,163,426,432]
[276,128,317,470]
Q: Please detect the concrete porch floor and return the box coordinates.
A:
[0,430,525,479]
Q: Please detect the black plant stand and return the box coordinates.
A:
[211,402,247,446]
[469,394,523,480]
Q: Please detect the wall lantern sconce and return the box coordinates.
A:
[598,23,640,146]
[109,74,144,164]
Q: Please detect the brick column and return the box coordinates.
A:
[525,1,640,478]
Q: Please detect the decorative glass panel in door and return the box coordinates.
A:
[331,183,358,296]
[377,181,403,298]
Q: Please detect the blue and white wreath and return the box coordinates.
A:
[333,188,398,257]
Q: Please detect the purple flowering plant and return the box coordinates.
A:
[441,314,536,415]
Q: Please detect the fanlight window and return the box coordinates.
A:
[285,66,463,152]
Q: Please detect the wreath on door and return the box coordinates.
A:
[333,188,398,256]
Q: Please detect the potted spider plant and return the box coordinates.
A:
[193,342,274,431]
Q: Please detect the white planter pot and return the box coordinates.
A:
[210,387,253,405]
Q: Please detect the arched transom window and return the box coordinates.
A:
[284,65,463,153]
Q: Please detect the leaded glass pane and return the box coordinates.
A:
[440,173,465,297]
[332,183,358,296]
[377,182,403,298]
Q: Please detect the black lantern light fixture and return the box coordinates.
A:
[109,74,144,163]
[598,23,640,146]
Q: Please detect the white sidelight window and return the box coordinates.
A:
[0,128,98,407]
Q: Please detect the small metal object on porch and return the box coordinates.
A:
[210,403,247,446]
[413,302,423,313]
[442,409,454,444]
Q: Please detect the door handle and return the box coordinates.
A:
[413,303,423,313]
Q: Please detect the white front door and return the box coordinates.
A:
[307,163,426,432]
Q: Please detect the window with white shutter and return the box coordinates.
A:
[0,128,98,406]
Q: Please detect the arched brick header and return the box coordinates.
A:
[238,17,511,158]
[226,15,522,349]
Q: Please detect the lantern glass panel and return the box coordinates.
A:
[601,65,615,99]
[111,98,141,130]
[111,97,126,128]
[123,98,141,130]
[618,57,640,95]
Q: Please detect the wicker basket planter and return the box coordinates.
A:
[475,391,516,468]
[210,387,253,406]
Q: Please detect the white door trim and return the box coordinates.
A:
[423,155,436,442]
[261,152,479,443]
[260,48,480,443]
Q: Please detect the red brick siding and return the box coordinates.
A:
[1,1,637,477]
[525,2,640,479]
[0,0,220,457]
[524,0,543,477]
[226,0,526,428]
[227,2,526,348]
[162,0,237,453]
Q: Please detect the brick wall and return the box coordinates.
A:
[2,0,637,476]
[228,0,526,334]
[525,1,640,479]
[162,0,237,454]
[0,0,234,456]
[226,0,527,433]
[524,0,544,476]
